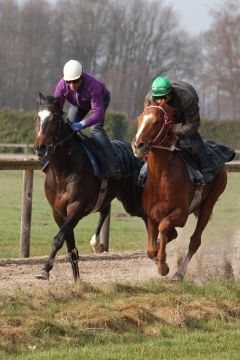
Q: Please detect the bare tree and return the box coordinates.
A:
[0,0,19,107]
[199,0,240,120]
[103,0,198,118]
[0,0,201,118]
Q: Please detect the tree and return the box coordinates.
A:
[199,0,240,120]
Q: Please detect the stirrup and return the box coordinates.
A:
[138,175,147,187]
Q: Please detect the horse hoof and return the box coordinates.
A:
[35,270,49,280]
[91,243,104,253]
[158,263,169,276]
[171,272,183,282]
[90,235,103,253]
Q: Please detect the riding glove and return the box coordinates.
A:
[71,120,86,131]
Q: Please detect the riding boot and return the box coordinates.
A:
[188,133,212,183]
[138,162,148,186]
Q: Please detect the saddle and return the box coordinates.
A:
[178,139,235,184]
[76,133,142,180]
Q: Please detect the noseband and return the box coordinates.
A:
[144,105,173,147]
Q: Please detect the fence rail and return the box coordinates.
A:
[0,158,239,258]
[0,143,34,148]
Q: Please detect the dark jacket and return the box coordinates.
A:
[145,81,200,138]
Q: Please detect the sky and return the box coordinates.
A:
[168,0,222,35]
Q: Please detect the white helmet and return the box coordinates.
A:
[63,60,83,81]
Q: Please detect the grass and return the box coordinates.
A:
[0,171,239,259]
[0,171,240,359]
[0,170,147,258]
[0,280,239,359]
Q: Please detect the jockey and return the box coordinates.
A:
[53,59,121,179]
[141,76,210,180]
[138,76,210,185]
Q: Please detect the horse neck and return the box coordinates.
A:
[48,131,88,175]
[147,136,175,178]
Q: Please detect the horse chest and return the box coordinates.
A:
[53,192,68,211]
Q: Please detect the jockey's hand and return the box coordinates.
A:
[71,120,86,132]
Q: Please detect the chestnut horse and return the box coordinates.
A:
[34,93,146,281]
[132,103,228,280]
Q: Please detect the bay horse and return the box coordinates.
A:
[132,103,229,280]
[34,93,146,281]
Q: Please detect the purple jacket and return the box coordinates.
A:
[54,73,110,127]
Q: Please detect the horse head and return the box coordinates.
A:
[131,104,173,159]
[34,92,67,157]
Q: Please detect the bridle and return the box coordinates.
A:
[35,104,74,154]
[143,105,173,149]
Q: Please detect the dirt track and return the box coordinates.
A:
[0,239,239,293]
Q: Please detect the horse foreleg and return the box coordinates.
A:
[146,217,159,260]
[157,228,169,276]
[90,204,111,253]
[68,247,80,281]
[37,206,82,280]
[36,230,66,280]
[157,209,188,276]
[36,211,64,280]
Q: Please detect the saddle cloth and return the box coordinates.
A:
[179,139,236,184]
[81,137,142,180]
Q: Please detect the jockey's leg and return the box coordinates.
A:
[67,104,88,123]
[189,132,208,168]
[90,123,121,179]
[67,104,79,123]
[188,133,213,183]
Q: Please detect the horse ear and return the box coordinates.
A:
[54,95,64,108]
[37,92,46,106]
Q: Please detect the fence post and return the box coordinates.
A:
[100,204,111,251]
[24,144,28,159]
[19,169,34,257]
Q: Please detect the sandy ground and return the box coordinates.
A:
[0,238,239,294]
[0,153,239,292]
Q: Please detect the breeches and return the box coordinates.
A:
[188,133,208,167]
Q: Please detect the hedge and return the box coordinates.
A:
[0,108,239,150]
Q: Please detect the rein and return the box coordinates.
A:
[46,131,75,153]
[144,105,173,148]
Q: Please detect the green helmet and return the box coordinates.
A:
[151,76,172,97]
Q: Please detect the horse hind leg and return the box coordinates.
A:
[172,209,210,281]
[90,204,111,253]
[173,176,227,280]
